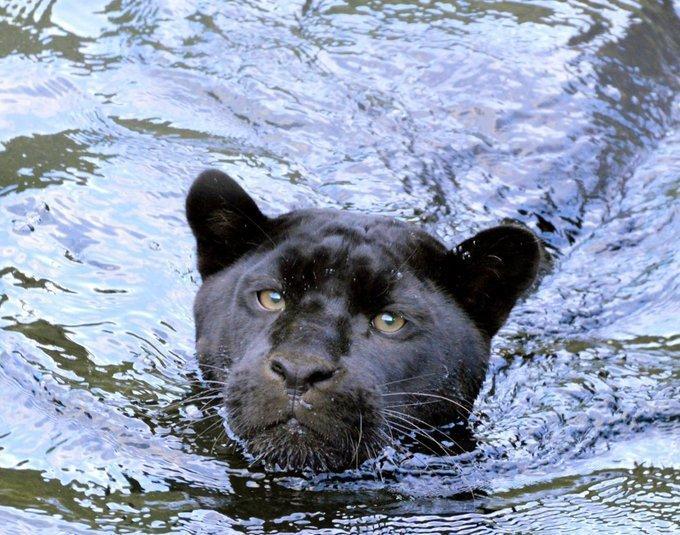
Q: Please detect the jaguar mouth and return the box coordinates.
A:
[259,416,312,434]
[241,416,364,472]
[223,379,385,472]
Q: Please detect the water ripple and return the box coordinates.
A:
[0,0,678,532]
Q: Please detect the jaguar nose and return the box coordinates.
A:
[268,355,337,392]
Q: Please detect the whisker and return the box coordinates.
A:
[144,395,220,413]
[188,396,223,418]
[367,442,385,483]
[182,378,229,387]
[194,418,226,441]
[382,391,472,414]
[379,372,441,388]
[385,400,441,409]
[383,412,453,457]
[353,412,364,469]
[383,421,439,474]
[191,362,231,373]
[383,408,467,454]
[157,393,222,413]
[172,411,221,432]
[384,410,478,500]
[383,418,465,481]
[210,428,227,455]
[383,418,449,460]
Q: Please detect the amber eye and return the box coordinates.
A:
[257,289,285,311]
[372,311,406,333]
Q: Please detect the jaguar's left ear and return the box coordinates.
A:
[447,225,541,337]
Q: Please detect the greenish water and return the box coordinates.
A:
[0,0,678,533]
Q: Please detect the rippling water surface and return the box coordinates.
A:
[0,0,679,532]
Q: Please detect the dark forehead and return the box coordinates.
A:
[274,208,444,262]
[268,209,448,298]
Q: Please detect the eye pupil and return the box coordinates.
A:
[381,313,395,325]
[269,291,281,303]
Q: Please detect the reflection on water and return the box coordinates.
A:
[0,0,678,532]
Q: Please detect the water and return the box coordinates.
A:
[0,0,678,532]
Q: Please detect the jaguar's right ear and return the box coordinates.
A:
[186,169,272,279]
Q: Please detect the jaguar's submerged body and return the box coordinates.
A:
[186,169,541,471]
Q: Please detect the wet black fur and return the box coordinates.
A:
[186,169,541,471]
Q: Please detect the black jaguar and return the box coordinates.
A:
[186,169,541,472]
